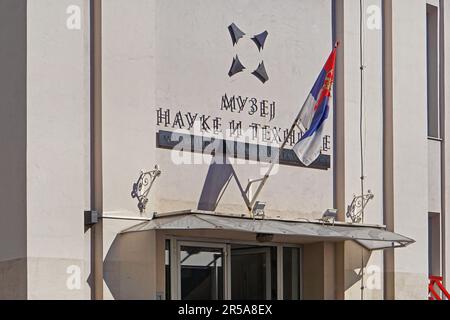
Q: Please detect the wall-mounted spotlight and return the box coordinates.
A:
[321,209,338,224]
[252,201,266,218]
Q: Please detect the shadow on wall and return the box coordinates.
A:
[197,156,248,211]
[345,242,373,292]
[103,231,156,300]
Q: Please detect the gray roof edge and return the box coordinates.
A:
[153,209,388,230]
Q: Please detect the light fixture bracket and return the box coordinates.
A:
[131,165,162,214]
[346,191,375,224]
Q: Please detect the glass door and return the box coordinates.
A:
[175,242,227,300]
[230,247,273,300]
[168,239,302,300]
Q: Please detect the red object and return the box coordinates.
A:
[429,276,450,300]
[313,47,338,111]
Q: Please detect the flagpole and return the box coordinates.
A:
[247,42,339,212]
[247,109,303,211]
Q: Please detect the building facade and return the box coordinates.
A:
[0,0,449,300]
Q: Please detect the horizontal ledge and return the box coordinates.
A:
[100,214,153,222]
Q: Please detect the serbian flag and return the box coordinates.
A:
[293,45,337,166]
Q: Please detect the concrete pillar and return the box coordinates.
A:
[0,0,28,300]
[303,242,336,300]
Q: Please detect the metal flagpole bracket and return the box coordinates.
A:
[346,191,375,224]
[131,165,162,214]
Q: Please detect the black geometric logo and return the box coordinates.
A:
[252,31,268,51]
[228,23,245,46]
[252,61,269,84]
[227,23,269,84]
[228,55,246,77]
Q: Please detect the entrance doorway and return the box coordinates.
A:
[230,246,275,300]
[177,242,226,300]
[169,239,302,300]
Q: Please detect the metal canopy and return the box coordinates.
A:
[121,211,415,251]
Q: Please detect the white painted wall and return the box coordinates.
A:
[102,0,334,222]
[26,0,91,299]
[101,0,158,300]
[429,141,442,214]
[101,0,336,300]
[390,0,429,300]
[442,0,450,293]
[337,0,385,300]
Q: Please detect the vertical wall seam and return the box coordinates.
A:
[382,0,395,300]
[25,0,28,299]
[439,0,447,289]
[90,0,103,300]
[333,0,346,301]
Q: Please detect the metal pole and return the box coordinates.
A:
[359,0,366,301]
[248,109,303,210]
[249,43,339,211]
[90,0,103,300]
